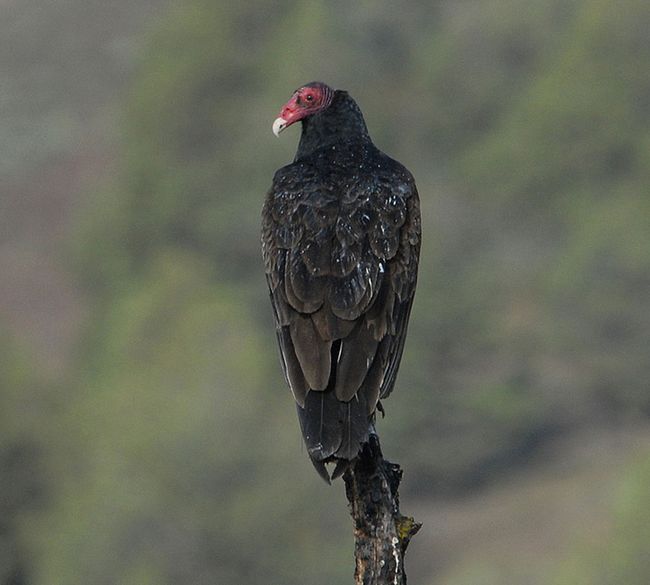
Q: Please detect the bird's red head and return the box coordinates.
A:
[272,81,335,136]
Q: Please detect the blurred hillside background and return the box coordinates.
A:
[2,0,650,583]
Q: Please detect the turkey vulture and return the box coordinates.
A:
[262,81,420,482]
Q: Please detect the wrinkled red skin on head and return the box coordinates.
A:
[278,82,334,129]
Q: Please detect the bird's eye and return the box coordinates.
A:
[305,94,314,102]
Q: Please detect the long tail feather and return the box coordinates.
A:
[296,387,372,480]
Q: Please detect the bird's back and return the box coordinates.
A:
[263,140,420,481]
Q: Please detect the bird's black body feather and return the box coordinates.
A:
[262,89,420,481]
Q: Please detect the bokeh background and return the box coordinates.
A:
[2,1,650,584]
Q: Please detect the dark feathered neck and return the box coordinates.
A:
[295,90,371,160]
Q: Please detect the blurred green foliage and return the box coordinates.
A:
[30,252,350,584]
[553,455,650,585]
[0,332,49,585]
[3,0,650,583]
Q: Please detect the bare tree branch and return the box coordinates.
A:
[343,435,421,585]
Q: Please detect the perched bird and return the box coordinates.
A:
[262,82,420,482]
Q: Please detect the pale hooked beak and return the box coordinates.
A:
[272,117,287,137]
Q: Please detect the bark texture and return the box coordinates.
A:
[343,435,421,585]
